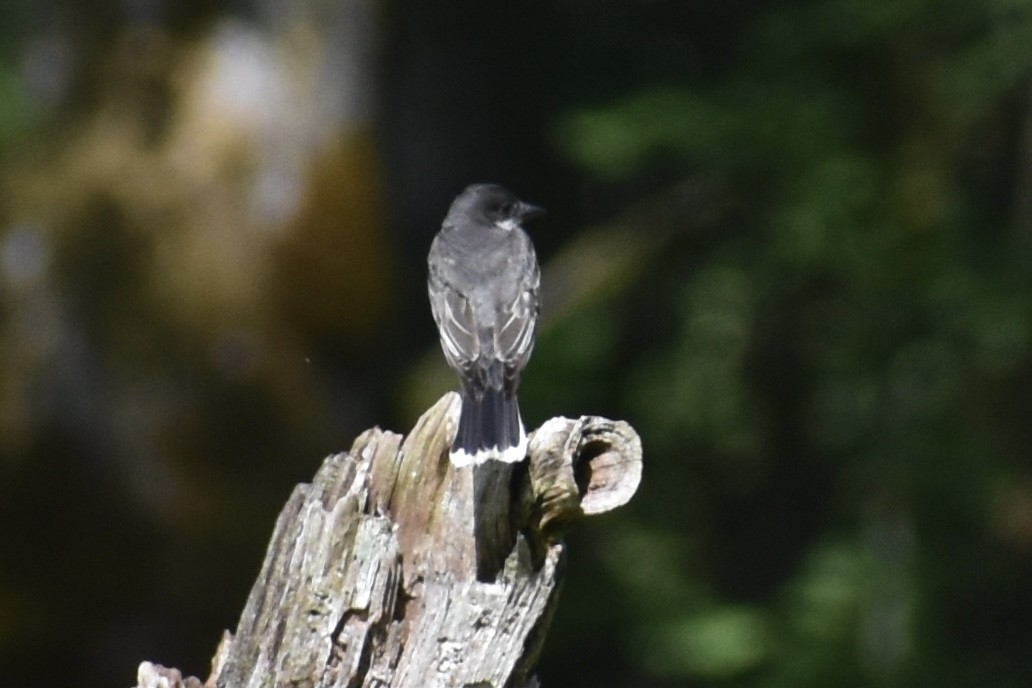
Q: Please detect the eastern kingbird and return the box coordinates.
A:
[428,183,544,465]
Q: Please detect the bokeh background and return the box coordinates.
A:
[2,1,1032,686]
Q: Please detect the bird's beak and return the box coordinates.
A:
[518,202,546,220]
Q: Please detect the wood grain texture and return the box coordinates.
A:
[134,393,642,688]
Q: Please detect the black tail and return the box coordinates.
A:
[452,387,527,464]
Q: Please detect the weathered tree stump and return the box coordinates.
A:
[134,393,642,688]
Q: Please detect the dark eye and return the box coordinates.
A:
[498,202,514,215]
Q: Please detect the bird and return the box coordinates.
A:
[428,183,544,465]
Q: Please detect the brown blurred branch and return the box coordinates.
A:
[537,177,727,325]
[133,393,642,688]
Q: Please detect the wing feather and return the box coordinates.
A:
[429,226,540,391]
[493,252,540,378]
[429,270,479,372]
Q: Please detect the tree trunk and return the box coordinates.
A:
[134,393,642,688]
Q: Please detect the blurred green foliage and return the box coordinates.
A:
[530,0,1032,686]
[0,65,33,147]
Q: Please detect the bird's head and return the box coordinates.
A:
[446,183,545,230]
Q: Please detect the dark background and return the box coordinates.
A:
[2,1,1032,686]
